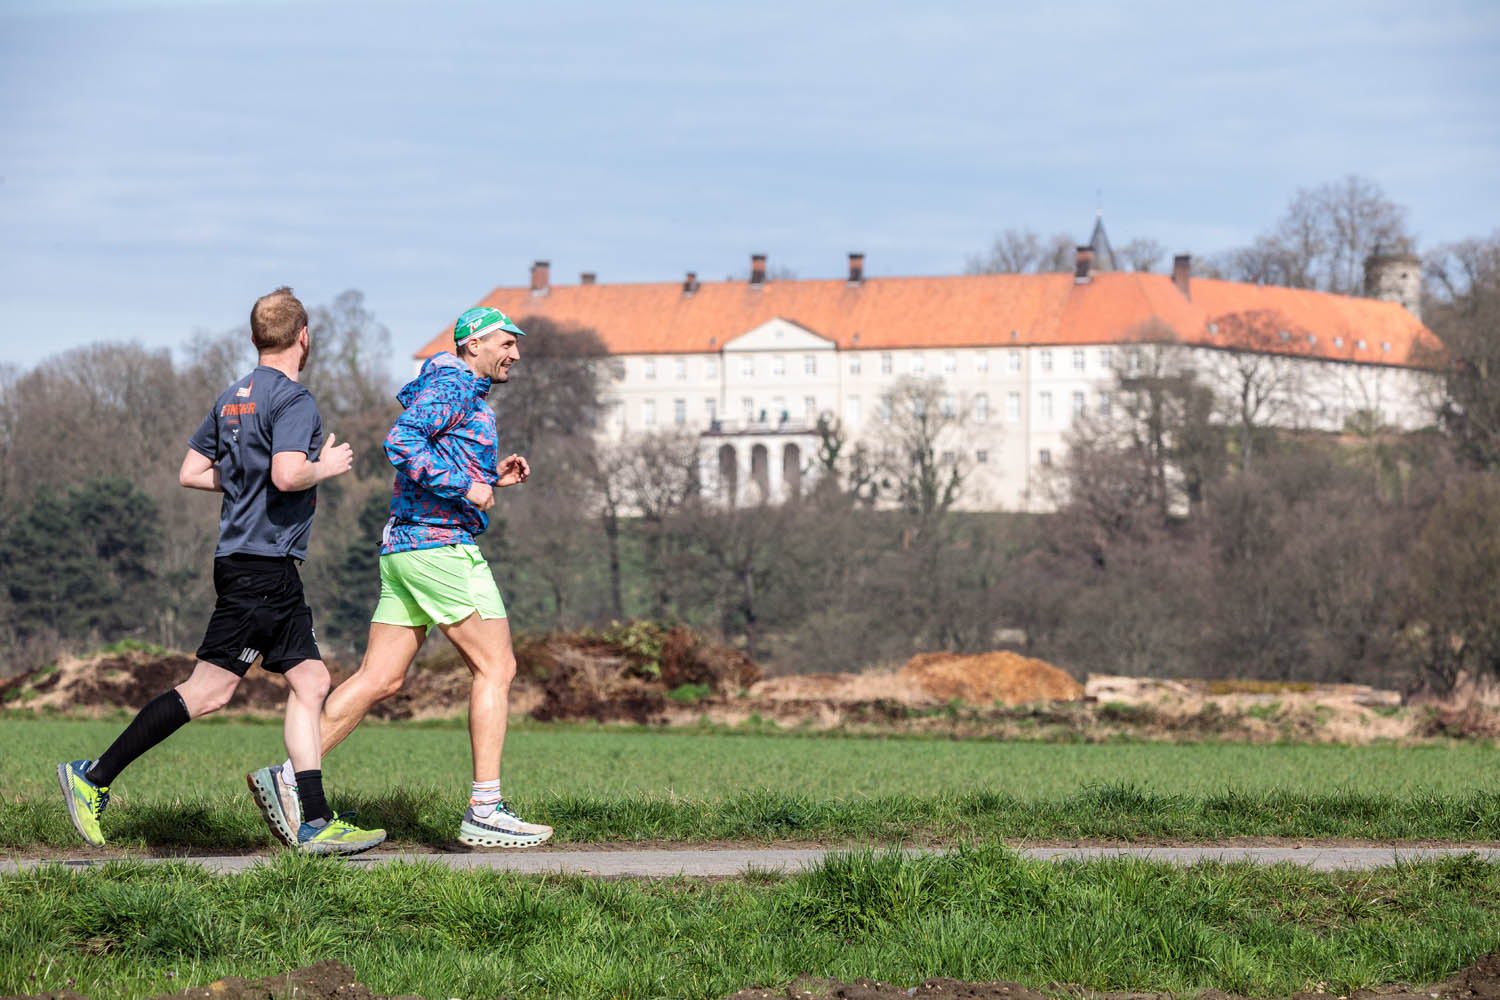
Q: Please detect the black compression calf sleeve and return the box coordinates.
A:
[295,770,334,824]
[86,690,191,786]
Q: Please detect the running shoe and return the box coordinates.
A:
[297,813,386,856]
[458,800,553,848]
[57,760,109,847]
[246,765,301,847]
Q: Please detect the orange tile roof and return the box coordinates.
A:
[415,272,1439,368]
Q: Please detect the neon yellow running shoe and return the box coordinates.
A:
[58,760,108,847]
[297,813,386,856]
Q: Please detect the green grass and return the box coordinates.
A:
[4,719,1500,848]
[3,847,1498,999]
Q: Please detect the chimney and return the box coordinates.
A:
[1364,251,1423,321]
[749,253,767,286]
[848,252,865,284]
[529,260,550,295]
[580,271,596,285]
[683,270,699,295]
[1074,246,1094,284]
[1172,254,1191,300]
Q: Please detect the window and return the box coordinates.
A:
[1098,392,1112,418]
[673,358,687,380]
[974,393,989,422]
[911,353,926,374]
[845,396,860,424]
[804,395,817,420]
[804,355,817,375]
[880,397,893,424]
[976,449,988,464]
[881,353,893,374]
[1007,391,1021,421]
[705,357,718,379]
[1099,348,1113,369]
[1039,350,1053,372]
[849,355,862,375]
[773,355,786,376]
[741,357,754,377]
[1127,349,1141,374]
[975,352,989,373]
[772,396,786,422]
[941,450,956,464]
[643,399,656,425]
[673,398,686,425]
[705,397,717,422]
[1072,349,1085,371]
[611,360,626,381]
[1008,351,1022,373]
[1039,448,1052,466]
[939,394,954,417]
[644,359,657,380]
[1039,391,1053,420]
[943,352,957,374]
[1072,391,1085,416]
[610,399,624,426]
[742,397,755,423]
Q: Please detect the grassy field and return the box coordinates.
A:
[3,846,1498,1000]
[4,717,1499,848]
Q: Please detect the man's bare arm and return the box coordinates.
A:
[178,448,222,492]
[271,433,354,492]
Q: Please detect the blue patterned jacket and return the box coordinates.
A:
[381,352,496,555]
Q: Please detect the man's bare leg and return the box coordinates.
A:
[437,613,515,783]
[318,622,427,756]
[282,659,331,772]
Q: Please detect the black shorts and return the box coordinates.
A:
[196,554,322,676]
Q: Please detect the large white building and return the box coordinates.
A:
[416,231,1439,511]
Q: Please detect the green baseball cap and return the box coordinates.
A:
[453,306,525,344]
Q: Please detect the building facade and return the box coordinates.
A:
[416,242,1441,511]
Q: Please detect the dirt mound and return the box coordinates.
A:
[898,651,1084,705]
[0,650,295,715]
[516,624,762,724]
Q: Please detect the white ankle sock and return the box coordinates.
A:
[470,780,501,817]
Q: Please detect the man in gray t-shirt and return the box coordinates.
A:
[58,286,384,856]
[188,363,324,559]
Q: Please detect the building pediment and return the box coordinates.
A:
[721,317,836,353]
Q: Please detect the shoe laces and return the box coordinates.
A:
[93,788,110,818]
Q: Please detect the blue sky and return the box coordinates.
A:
[2,0,1496,369]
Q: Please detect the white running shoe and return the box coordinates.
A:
[246,765,302,847]
[458,800,553,848]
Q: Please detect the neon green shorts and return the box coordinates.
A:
[372,544,507,628]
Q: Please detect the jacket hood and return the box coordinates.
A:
[397,352,491,407]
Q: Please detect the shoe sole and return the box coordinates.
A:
[458,822,553,849]
[246,771,297,848]
[297,832,387,856]
[57,763,104,847]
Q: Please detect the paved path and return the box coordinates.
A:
[5,846,1500,876]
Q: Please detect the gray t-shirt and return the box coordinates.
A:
[188,365,324,559]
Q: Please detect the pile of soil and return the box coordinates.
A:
[11,951,1499,1000]
[898,651,1084,705]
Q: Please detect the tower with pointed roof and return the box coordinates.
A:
[1086,212,1117,272]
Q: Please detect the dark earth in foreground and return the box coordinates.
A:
[5,950,1498,1000]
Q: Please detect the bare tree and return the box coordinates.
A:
[500,316,609,455]
[1119,238,1166,273]
[612,430,703,619]
[1418,232,1500,469]
[966,228,1075,274]
[1202,309,1314,470]
[1221,175,1413,295]
[872,377,970,527]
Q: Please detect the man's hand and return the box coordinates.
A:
[315,433,354,481]
[496,454,530,488]
[465,480,495,510]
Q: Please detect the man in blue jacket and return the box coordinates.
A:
[247,306,552,848]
